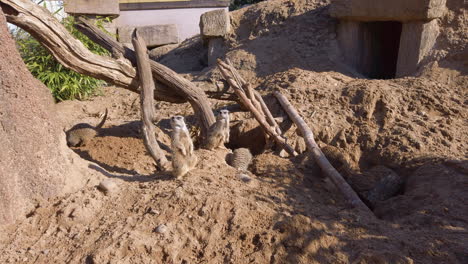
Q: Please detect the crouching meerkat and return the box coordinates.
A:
[204,109,230,150]
[170,115,198,178]
[66,109,108,147]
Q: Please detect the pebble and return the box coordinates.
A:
[155,224,168,234]
[97,179,119,194]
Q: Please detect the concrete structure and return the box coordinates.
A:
[118,24,179,47]
[331,0,446,78]
[199,9,230,38]
[64,0,120,16]
[199,9,231,65]
[63,0,230,45]
[117,0,229,43]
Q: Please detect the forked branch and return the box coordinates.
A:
[132,29,170,171]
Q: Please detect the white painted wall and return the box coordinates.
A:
[116,7,228,42]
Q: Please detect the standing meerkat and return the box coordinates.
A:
[204,109,230,150]
[170,115,197,178]
[66,109,108,147]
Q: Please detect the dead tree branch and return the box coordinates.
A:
[217,59,296,156]
[1,0,215,136]
[0,0,137,88]
[274,91,372,214]
[75,17,216,136]
[132,29,170,171]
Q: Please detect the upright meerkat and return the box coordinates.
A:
[66,109,108,147]
[205,109,230,150]
[170,115,197,178]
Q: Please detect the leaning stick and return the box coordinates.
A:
[132,30,171,171]
[274,91,372,213]
[217,59,297,156]
[254,91,283,136]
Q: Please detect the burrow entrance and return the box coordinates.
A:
[338,20,404,80]
[358,21,402,79]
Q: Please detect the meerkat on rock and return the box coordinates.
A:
[66,108,108,147]
[170,115,197,178]
[205,109,230,150]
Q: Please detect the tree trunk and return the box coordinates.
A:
[132,29,171,171]
[0,8,93,225]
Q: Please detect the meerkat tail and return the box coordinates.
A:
[95,108,108,129]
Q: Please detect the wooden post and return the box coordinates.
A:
[132,29,170,171]
[274,91,372,214]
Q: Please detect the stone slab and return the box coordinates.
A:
[199,9,230,38]
[64,0,119,16]
[396,20,439,77]
[118,24,179,48]
[330,0,446,21]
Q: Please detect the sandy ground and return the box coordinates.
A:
[1,0,467,263]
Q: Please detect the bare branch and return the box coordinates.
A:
[274,91,373,214]
[132,29,170,171]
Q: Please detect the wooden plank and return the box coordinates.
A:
[120,0,230,10]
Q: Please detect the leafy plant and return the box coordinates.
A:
[13,15,111,101]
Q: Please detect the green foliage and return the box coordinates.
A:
[13,16,111,101]
[229,0,265,11]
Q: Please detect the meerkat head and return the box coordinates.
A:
[217,109,230,122]
[170,115,187,130]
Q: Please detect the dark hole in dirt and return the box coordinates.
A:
[358,21,402,79]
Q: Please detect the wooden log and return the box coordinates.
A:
[75,17,216,136]
[1,0,216,136]
[132,29,170,171]
[254,91,282,136]
[217,59,296,156]
[274,91,372,214]
[0,0,137,89]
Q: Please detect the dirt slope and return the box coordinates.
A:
[1,0,467,263]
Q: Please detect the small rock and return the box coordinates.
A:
[155,224,168,234]
[97,179,119,195]
[278,149,289,158]
[237,173,252,183]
